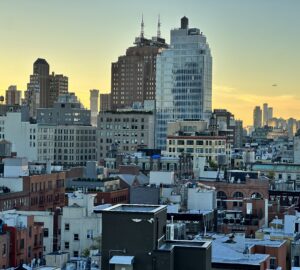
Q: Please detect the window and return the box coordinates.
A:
[73,251,79,257]
[178,140,184,145]
[43,228,49,238]
[20,239,24,249]
[270,257,276,269]
[64,223,70,231]
[74,234,79,241]
[2,244,6,256]
[28,246,31,258]
[64,242,69,249]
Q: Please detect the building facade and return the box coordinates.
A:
[155,17,212,149]
[90,89,99,127]
[49,72,68,107]
[111,20,168,110]
[100,93,111,112]
[0,111,96,165]
[37,93,91,126]
[0,213,44,267]
[60,192,102,257]
[101,204,212,270]
[5,85,21,106]
[97,110,155,159]
[253,106,262,128]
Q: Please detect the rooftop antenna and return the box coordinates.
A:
[157,14,161,38]
[140,14,144,38]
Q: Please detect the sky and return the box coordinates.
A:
[0,0,299,125]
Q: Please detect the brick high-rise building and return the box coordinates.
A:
[111,17,168,110]
[49,72,68,107]
[33,58,50,108]
[25,59,68,117]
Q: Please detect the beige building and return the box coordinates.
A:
[5,85,21,105]
[164,120,231,166]
[97,110,155,159]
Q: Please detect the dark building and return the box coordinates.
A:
[101,204,212,270]
[33,58,50,108]
[234,120,244,148]
[111,18,168,110]
[49,72,68,107]
[130,186,160,205]
[100,93,111,112]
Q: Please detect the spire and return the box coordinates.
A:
[157,14,161,38]
[140,14,144,38]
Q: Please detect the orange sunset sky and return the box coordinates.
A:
[0,0,299,126]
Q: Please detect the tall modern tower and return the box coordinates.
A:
[90,89,99,126]
[25,58,50,117]
[268,107,273,121]
[155,17,212,149]
[253,106,262,128]
[111,17,168,110]
[33,58,50,108]
[263,103,268,126]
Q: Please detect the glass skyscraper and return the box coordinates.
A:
[155,17,212,149]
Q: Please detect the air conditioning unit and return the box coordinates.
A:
[166,224,175,240]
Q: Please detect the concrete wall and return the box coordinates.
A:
[187,188,216,211]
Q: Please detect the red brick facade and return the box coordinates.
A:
[3,216,43,267]
[0,172,66,212]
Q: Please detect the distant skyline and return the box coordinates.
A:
[1,0,300,125]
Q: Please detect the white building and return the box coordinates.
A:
[149,171,175,186]
[90,89,99,127]
[0,112,38,161]
[187,185,216,211]
[155,16,212,149]
[0,111,96,165]
[60,192,102,257]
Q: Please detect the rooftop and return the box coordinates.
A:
[160,240,211,251]
[101,204,166,213]
[196,234,283,266]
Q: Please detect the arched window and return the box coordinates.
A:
[251,192,262,199]
[233,191,244,199]
[217,191,227,199]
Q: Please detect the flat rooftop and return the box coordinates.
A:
[101,204,166,213]
[160,240,211,251]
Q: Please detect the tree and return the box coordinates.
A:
[82,248,90,257]
[90,236,102,251]
[208,159,218,170]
